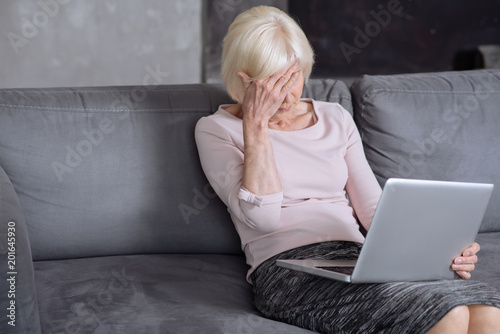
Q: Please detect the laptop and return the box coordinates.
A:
[276,178,494,283]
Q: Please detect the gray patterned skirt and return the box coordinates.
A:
[251,241,500,334]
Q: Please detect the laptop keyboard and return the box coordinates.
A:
[315,266,355,275]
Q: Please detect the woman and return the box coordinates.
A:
[195,6,500,333]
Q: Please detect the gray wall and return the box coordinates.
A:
[0,0,202,89]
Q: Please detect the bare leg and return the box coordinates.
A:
[426,305,469,334]
[468,305,500,334]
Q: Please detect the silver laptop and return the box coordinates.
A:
[276,178,494,283]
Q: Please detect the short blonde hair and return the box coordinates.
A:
[221,6,315,103]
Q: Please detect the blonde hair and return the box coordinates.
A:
[221,6,315,102]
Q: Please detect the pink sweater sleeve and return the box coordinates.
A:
[195,116,283,233]
[343,111,382,230]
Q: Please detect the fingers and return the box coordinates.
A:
[455,270,472,280]
[275,60,301,89]
[237,59,300,94]
[451,242,481,279]
[452,253,477,269]
[452,265,474,279]
[463,242,480,257]
[259,59,300,92]
[236,71,252,89]
[280,71,300,93]
[271,57,300,81]
[461,253,479,264]
[236,59,300,119]
[452,260,476,272]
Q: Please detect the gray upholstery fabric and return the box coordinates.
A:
[0,79,349,333]
[0,166,41,334]
[34,254,315,334]
[1,74,498,334]
[474,232,500,291]
[0,80,351,262]
[0,85,239,261]
[351,70,500,232]
[302,79,353,114]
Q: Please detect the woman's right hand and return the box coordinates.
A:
[237,59,300,126]
[237,60,300,196]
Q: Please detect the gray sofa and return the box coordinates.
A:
[1,69,499,334]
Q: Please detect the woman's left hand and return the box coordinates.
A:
[451,242,480,279]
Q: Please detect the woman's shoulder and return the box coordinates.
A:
[195,104,244,143]
[196,105,237,129]
[307,100,358,138]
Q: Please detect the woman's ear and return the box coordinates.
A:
[236,71,252,89]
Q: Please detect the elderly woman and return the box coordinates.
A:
[195,5,500,334]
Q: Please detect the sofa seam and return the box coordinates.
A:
[0,88,220,94]
[0,104,212,113]
[362,89,500,101]
[358,99,367,141]
[314,96,352,102]
[0,97,353,112]
[362,70,498,80]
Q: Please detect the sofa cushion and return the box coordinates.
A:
[351,70,500,232]
[33,254,315,334]
[0,85,242,260]
[0,79,351,261]
[0,166,41,333]
[474,232,500,290]
[302,78,353,114]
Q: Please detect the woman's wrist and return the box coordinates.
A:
[241,118,281,195]
[243,120,270,145]
[243,114,269,129]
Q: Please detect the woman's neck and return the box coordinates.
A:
[224,101,314,131]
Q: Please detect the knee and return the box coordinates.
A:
[447,305,470,324]
[468,305,500,333]
[430,306,470,333]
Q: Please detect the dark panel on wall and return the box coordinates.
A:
[203,0,288,83]
[289,0,500,78]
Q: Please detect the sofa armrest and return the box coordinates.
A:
[0,165,41,334]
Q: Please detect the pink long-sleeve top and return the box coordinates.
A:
[195,99,382,283]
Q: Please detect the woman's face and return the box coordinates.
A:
[277,70,304,113]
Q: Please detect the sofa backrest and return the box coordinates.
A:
[351,69,500,233]
[0,79,351,261]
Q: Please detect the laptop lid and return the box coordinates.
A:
[277,178,494,283]
[352,178,493,283]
